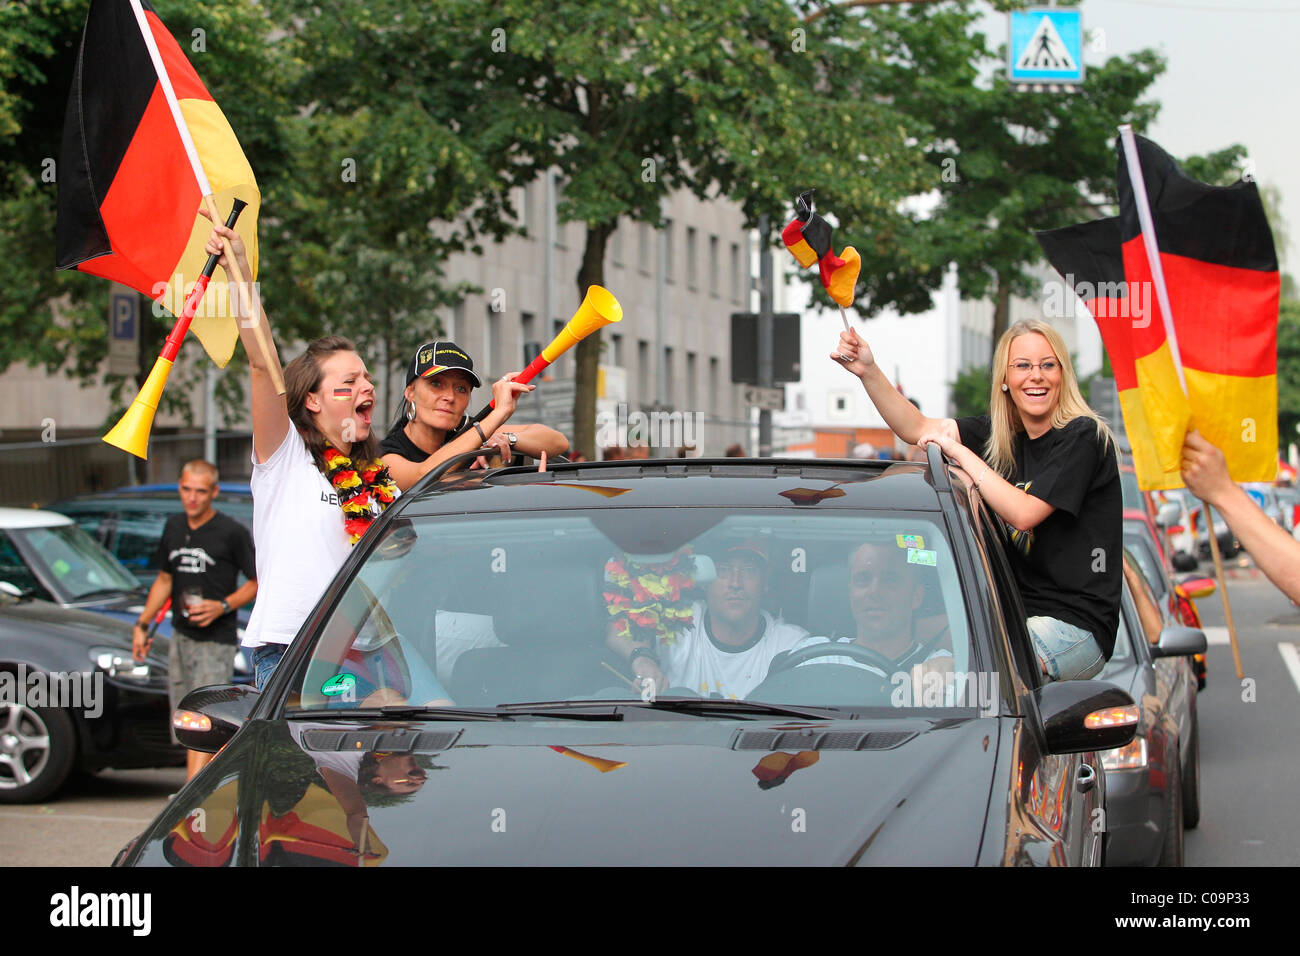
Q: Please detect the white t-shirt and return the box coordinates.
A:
[243,429,395,648]
[657,601,808,699]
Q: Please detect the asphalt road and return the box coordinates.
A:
[1183,559,1300,866]
[0,766,184,867]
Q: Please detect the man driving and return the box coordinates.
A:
[607,541,807,699]
[783,540,952,678]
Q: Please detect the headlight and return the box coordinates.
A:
[90,646,152,681]
[1101,736,1148,771]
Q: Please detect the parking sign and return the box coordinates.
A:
[108,283,139,376]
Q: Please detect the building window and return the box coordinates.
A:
[686,226,697,290]
[709,357,720,418]
[638,340,651,405]
[686,351,698,410]
[521,312,537,366]
[638,222,651,275]
[663,347,674,406]
[611,223,623,266]
[485,306,501,375]
[610,332,624,368]
[708,235,719,297]
[552,318,566,376]
[730,242,741,303]
[449,300,464,342]
[663,218,674,283]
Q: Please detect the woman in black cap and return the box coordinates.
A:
[380,340,569,491]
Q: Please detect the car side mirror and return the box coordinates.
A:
[1151,625,1207,659]
[1036,681,1137,755]
[173,683,260,752]
[1156,502,1181,528]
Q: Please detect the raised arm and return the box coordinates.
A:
[382,376,536,491]
[200,210,288,464]
[1182,430,1300,602]
[831,328,953,446]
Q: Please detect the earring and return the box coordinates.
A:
[1001,384,1009,392]
[406,399,416,421]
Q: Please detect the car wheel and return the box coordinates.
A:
[0,701,77,804]
[1157,749,1185,867]
[1182,717,1201,830]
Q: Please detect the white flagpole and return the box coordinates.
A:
[127,0,213,197]
[1117,124,1187,397]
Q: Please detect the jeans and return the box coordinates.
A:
[251,644,287,690]
[1026,616,1105,681]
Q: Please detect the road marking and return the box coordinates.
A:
[0,809,156,825]
[1279,643,1300,696]
[1202,626,1230,645]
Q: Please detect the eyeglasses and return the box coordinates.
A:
[1008,360,1060,374]
[718,564,762,581]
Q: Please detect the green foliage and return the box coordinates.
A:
[949,364,990,419]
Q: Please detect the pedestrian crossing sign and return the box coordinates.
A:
[1008,8,1085,85]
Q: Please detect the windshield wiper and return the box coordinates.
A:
[288,706,513,722]
[71,587,139,603]
[499,698,842,721]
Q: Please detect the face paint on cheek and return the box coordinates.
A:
[332,388,353,401]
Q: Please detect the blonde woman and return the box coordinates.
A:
[832,318,1121,681]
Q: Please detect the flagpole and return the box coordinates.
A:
[126,0,284,396]
[1119,123,1243,678]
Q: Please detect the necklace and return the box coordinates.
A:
[321,444,399,544]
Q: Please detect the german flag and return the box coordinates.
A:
[1037,215,1189,490]
[1118,132,1279,486]
[56,0,259,367]
[781,190,861,308]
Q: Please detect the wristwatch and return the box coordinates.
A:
[220,599,232,614]
[505,432,518,447]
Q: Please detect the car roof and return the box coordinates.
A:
[0,507,74,529]
[395,457,955,519]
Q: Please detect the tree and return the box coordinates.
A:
[0,0,293,426]
[949,364,990,418]
[274,0,965,456]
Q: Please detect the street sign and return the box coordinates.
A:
[1009,8,1084,91]
[730,312,801,385]
[108,283,139,376]
[743,385,785,411]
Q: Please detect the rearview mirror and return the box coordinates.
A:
[1036,681,1137,755]
[173,683,260,752]
[1175,575,1215,599]
[1151,625,1208,659]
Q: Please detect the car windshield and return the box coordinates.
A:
[9,524,140,601]
[284,509,978,714]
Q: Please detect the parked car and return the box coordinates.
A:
[0,586,183,803]
[49,483,253,586]
[1098,554,1205,866]
[115,448,1136,867]
[46,490,255,682]
[1275,485,1300,535]
[1123,511,1213,690]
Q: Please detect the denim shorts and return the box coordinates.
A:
[251,644,287,690]
[1026,616,1105,681]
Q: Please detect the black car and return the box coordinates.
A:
[0,588,183,803]
[1097,556,1204,866]
[115,449,1136,867]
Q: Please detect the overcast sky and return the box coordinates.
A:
[978,0,1299,270]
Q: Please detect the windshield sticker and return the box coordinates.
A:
[906,548,937,566]
[320,673,357,697]
[52,558,71,577]
[896,534,924,549]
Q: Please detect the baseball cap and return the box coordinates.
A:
[406,341,482,388]
[719,539,769,566]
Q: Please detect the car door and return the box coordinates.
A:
[970,496,1101,865]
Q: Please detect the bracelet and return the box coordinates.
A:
[976,466,990,489]
[473,422,487,444]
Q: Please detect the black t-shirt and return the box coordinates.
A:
[956,415,1122,659]
[379,419,471,463]
[154,511,257,644]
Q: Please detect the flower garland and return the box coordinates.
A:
[603,549,696,648]
[322,445,399,544]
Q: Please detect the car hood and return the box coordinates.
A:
[0,598,137,644]
[131,713,1003,867]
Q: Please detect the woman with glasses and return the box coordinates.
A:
[832,318,1120,681]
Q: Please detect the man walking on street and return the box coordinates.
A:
[132,460,258,780]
